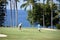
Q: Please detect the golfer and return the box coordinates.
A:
[18,23,22,30]
[38,24,41,32]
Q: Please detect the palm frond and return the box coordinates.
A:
[24,5,28,10]
[17,0,20,2]
[20,3,29,8]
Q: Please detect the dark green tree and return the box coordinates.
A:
[0,0,7,27]
[27,4,43,25]
[27,3,59,28]
[44,4,59,28]
[21,0,59,28]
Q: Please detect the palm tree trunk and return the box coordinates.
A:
[15,0,18,27]
[13,0,16,27]
[51,0,53,29]
[43,0,45,28]
[10,0,13,27]
[4,0,6,27]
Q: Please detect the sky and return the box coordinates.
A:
[6,0,58,10]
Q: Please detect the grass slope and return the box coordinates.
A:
[0,27,60,40]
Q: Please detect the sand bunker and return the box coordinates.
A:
[0,34,7,37]
[41,28,57,31]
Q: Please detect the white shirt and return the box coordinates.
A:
[38,24,40,30]
[18,23,22,27]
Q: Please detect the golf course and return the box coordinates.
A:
[0,27,60,40]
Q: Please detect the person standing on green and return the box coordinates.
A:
[38,24,41,32]
[18,23,22,30]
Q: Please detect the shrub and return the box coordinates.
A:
[56,24,60,29]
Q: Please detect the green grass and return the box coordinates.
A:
[0,27,60,40]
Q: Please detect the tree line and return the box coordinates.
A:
[0,0,60,29]
[21,0,60,29]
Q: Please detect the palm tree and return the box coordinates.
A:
[48,0,53,28]
[21,0,47,27]
[50,0,53,29]
[43,0,45,28]
[20,0,36,26]
[20,0,36,10]
[13,0,16,27]
[15,0,18,27]
[9,0,13,27]
[15,0,19,27]
[45,0,53,28]
[9,0,19,27]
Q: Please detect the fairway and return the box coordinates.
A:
[0,27,60,40]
